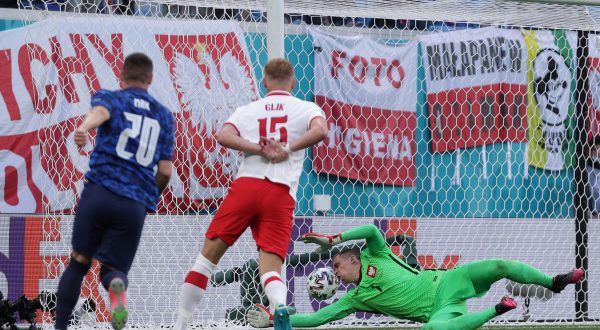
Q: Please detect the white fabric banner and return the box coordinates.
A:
[419,27,528,153]
[0,17,258,213]
[311,29,418,186]
[420,26,526,93]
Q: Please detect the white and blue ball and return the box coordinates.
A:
[307,267,339,300]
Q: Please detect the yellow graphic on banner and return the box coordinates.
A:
[524,30,574,171]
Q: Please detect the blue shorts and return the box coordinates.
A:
[72,182,146,273]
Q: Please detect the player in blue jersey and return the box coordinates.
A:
[54,53,174,330]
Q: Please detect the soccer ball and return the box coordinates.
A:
[307,267,339,301]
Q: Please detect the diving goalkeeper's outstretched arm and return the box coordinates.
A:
[301,224,388,255]
[247,293,358,328]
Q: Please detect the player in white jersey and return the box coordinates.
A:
[173,58,328,330]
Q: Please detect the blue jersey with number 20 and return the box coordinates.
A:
[86,88,174,211]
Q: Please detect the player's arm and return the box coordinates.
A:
[156,111,174,195]
[287,116,328,153]
[74,106,110,147]
[216,123,263,155]
[290,298,356,328]
[247,296,356,328]
[302,224,387,255]
[155,160,172,195]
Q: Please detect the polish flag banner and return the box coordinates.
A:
[311,29,418,186]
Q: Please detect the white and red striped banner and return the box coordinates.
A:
[420,27,528,153]
[311,29,418,186]
[0,17,258,213]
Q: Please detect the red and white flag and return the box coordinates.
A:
[0,17,257,213]
[311,29,418,186]
[420,27,528,153]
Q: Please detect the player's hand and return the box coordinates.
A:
[73,127,89,147]
[246,304,272,328]
[301,232,343,248]
[260,137,289,163]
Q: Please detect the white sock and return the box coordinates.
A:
[260,271,287,311]
[173,254,216,330]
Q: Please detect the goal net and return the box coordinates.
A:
[0,0,599,328]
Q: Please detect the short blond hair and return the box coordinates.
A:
[264,58,294,83]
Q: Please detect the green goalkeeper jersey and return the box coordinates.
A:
[290,224,445,328]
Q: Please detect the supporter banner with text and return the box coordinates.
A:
[421,27,528,153]
[311,29,418,186]
[0,17,258,213]
[524,30,576,171]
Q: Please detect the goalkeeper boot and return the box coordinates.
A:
[551,268,584,293]
[109,278,128,330]
[495,296,517,315]
[273,304,293,330]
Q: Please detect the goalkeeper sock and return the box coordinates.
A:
[260,271,287,311]
[55,258,91,330]
[174,253,216,329]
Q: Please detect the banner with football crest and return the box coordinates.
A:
[523,30,577,171]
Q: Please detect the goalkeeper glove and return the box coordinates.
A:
[246,304,272,328]
[301,233,343,250]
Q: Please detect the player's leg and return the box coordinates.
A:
[174,178,260,329]
[466,259,583,294]
[94,190,146,330]
[258,251,292,330]
[173,238,224,330]
[55,183,105,330]
[55,251,93,330]
[423,297,517,330]
[466,259,553,294]
[252,180,295,330]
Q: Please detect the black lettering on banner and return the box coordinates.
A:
[460,41,475,76]
[427,45,442,81]
[488,37,501,72]
[441,43,452,79]
[509,40,522,72]
[479,40,490,74]
[497,37,507,71]
[449,42,458,77]
[469,41,480,74]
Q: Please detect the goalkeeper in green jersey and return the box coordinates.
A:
[247,224,584,330]
[213,234,418,323]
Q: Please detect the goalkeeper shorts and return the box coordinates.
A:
[206,177,295,260]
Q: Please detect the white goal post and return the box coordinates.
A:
[1,0,600,328]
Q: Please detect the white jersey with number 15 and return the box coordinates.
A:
[224,90,325,200]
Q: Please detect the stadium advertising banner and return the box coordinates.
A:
[310,29,418,186]
[524,30,577,171]
[587,34,600,138]
[0,216,576,326]
[0,17,258,213]
[421,27,528,153]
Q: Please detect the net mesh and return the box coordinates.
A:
[0,0,599,328]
